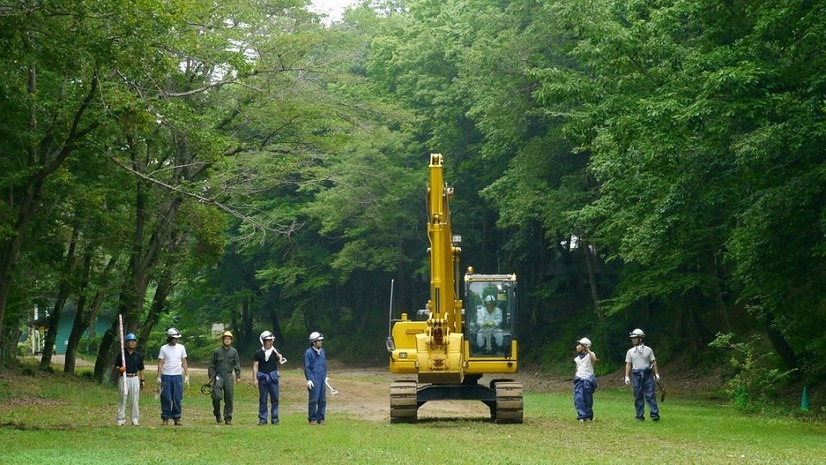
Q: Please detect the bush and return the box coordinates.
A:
[709,332,796,412]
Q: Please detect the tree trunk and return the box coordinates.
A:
[1,325,23,367]
[241,297,254,344]
[94,323,118,383]
[0,66,98,352]
[706,253,731,332]
[673,297,704,353]
[581,239,603,321]
[138,267,176,355]
[0,169,46,353]
[761,312,797,370]
[40,227,81,369]
[268,306,283,347]
[93,176,183,381]
[65,254,118,373]
[64,251,93,374]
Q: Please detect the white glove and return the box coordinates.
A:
[307,380,314,389]
[655,374,661,382]
[184,376,190,386]
[624,376,630,385]
[325,377,329,383]
[156,376,162,384]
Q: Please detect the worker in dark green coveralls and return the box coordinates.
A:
[209,330,242,425]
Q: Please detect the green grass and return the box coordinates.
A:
[1,363,824,465]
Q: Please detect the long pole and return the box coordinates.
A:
[118,314,126,392]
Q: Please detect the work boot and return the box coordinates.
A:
[225,419,232,426]
[318,420,326,425]
[162,419,169,426]
[258,420,267,426]
[309,420,317,425]
[216,416,223,423]
[174,419,182,426]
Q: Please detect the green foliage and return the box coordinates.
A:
[710,332,796,412]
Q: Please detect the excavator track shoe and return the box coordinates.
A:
[390,380,418,423]
[493,381,523,424]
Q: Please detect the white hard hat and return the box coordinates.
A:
[259,331,275,344]
[578,337,591,348]
[308,331,324,342]
[166,328,182,338]
[629,328,645,338]
[484,295,496,304]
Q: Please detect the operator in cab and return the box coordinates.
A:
[475,294,504,353]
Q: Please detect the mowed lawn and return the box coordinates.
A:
[1,362,824,465]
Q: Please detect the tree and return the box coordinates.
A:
[536,0,825,371]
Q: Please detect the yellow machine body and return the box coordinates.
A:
[387,154,522,423]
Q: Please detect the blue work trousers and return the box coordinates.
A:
[258,380,280,423]
[160,374,183,420]
[307,378,327,422]
[631,368,659,420]
[573,376,597,420]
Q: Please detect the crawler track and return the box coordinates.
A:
[389,380,418,423]
[493,380,523,423]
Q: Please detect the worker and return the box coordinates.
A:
[253,331,285,425]
[157,327,189,426]
[113,333,145,426]
[304,331,328,425]
[208,330,241,425]
[573,337,598,423]
[624,328,661,422]
[475,294,503,353]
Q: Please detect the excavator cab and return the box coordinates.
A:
[465,277,517,357]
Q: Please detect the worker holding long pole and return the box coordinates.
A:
[114,315,146,426]
[118,315,126,386]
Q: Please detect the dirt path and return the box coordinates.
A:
[267,362,575,422]
[35,354,95,367]
[280,361,719,422]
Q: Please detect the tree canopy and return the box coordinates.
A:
[1,0,823,402]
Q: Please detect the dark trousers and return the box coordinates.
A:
[573,376,596,420]
[631,368,659,419]
[258,380,280,423]
[307,377,327,422]
[160,374,183,420]
[212,375,235,421]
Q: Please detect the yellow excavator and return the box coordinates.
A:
[386,153,523,423]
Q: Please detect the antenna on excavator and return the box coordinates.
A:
[387,279,395,337]
[386,279,396,352]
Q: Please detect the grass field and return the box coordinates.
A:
[1,360,824,465]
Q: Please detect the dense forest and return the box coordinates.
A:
[1,0,823,407]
